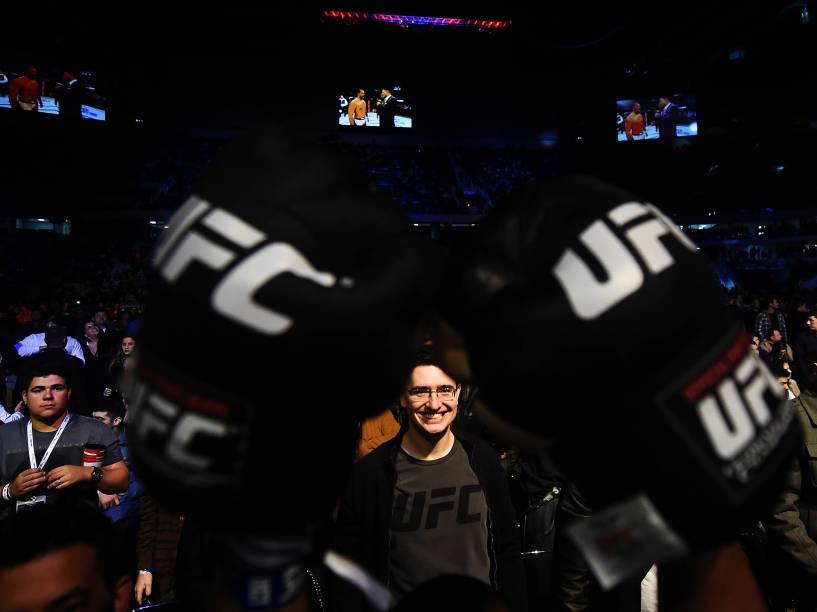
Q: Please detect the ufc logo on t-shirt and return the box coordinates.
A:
[552,202,697,320]
[154,196,341,335]
[392,485,483,531]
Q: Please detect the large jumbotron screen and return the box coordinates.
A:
[338,84,412,128]
[616,94,697,141]
[0,64,106,121]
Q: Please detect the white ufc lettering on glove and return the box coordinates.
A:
[134,391,227,471]
[696,353,779,461]
[553,202,697,320]
[154,196,339,334]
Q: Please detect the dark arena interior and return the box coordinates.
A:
[1,3,817,611]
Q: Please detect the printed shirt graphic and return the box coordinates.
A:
[388,439,490,600]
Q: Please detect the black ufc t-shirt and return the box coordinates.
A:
[389,439,490,600]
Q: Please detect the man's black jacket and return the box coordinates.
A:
[331,428,527,611]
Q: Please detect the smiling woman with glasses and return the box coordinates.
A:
[407,385,459,402]
[332,347,527,611]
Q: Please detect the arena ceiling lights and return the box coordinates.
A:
[322,11,512,30]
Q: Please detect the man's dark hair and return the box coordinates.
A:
[413,345,442,370]
[19,352,73,391]
[44,325,68,349]
[0,499,126,590]
[94,393,125,421]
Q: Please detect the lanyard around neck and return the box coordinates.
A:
[27,414,71,471]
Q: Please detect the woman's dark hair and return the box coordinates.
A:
[78,319,98,341]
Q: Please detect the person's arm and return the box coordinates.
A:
[766,458,817,573]
[764,403,817,575]
[66,337,86,364]
[477,442,528,612]
[330,468,369,611]
[794,335,809,381]
[0,400,23,425]
[624,117,633,141]
[135,493,159,605]
[348,99,355,125]
[659,542,767,612]
[46,459,129,494]
[754,314,767,342]
[4,468,47,501]
[14,337,36,357]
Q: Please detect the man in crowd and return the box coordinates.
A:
[92,393,141,529]
[0,499,132,612]
[755,296,788,344]
[765,346,817,611]
[333,349,526,611]
[794,313,817,390]
[0,354,128,519]
[93,309,121,356]
[15,321,86,363]
[760,328,793,363]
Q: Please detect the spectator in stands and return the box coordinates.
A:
[0,354,128,520]
[765,348,817,611]
[0,499,132,612]
[134,492,183,606]
[79,320,108,402]
[755,296,788,343]
[107,336,135,389]
[0,399,24,424]
[356,404,401,460]
[760,329,792,363]
[92,393,141,530]
[94,309,120,357]
[789,297,812,342]
[794,314,817,390]
[332,348,526,611]
[15,320,86,364]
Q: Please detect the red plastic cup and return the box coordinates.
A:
[82,445,106,467]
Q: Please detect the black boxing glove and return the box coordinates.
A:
[127,126,437,540]
[444,174,800,549]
